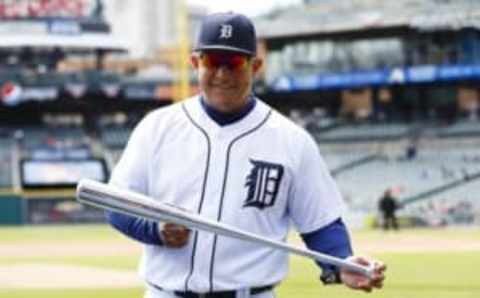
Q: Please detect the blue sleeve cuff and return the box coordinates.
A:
[105,211,163,245]
[300,218,353,273]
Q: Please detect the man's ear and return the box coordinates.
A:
[252,58,263,74]
[190,54,199,69]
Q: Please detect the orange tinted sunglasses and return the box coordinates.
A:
[199,52,250,71]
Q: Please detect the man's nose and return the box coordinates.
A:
[213,65,231,77]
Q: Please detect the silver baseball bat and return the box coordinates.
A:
[76,179,374,278]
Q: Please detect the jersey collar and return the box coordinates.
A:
[199,95,257,126]
[182,95,271,137]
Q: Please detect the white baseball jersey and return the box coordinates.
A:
[110,96,345,293]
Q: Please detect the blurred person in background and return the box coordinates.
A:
[378,189,399,230]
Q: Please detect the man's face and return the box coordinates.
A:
[191,50,262,113]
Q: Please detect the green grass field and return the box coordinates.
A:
[0,225,479,298]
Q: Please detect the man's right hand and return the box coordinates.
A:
[159,223,191,248]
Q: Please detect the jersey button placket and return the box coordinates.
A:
[207,132,230,291]
[190,131,228,291]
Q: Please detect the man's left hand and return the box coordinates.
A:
[340,256,386,292]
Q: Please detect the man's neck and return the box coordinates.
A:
[200,96,256,126]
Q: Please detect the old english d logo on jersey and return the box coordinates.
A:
[244,159,284,209]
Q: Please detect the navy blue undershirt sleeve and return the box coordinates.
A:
[300,218,353,273]
[106,211,163,245]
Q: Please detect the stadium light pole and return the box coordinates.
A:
[174,0,191,102]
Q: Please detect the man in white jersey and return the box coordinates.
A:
[107,12,386,298]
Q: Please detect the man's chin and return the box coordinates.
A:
[209,89,239,100]
[211,86,236,92]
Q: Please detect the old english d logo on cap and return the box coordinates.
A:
[193,12,257,56]
[219,24,233,39]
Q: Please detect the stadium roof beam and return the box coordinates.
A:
[255,0,480,39]
[0,34,128,52]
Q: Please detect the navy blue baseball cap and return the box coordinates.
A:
[193,12,257,56]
